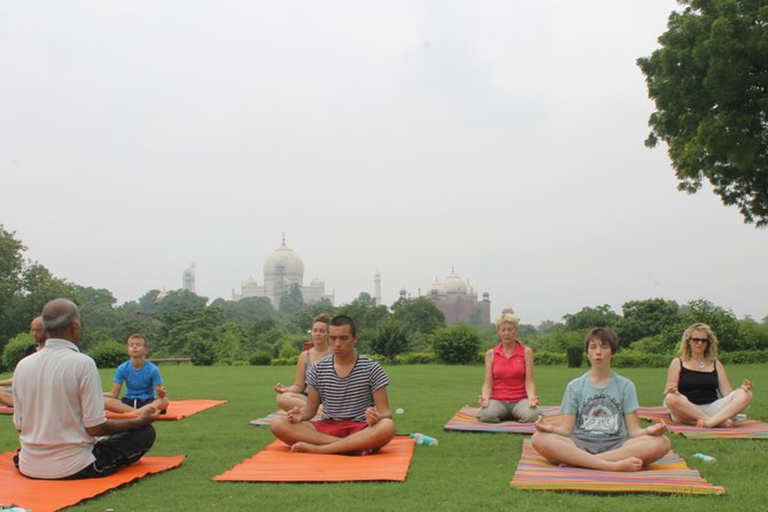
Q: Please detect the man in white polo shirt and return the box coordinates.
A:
[13,298,160,479]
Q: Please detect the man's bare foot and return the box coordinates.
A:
[291,442,322,453]
[611,457,643,472]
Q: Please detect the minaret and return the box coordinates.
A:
[374,271,382,305]
[182,263,196,293]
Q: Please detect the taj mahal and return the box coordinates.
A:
[232,238,334,307]
[221,238,492,325]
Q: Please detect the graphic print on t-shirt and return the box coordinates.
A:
[578,394,622,436]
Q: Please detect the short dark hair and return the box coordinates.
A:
[330,314,357,336]
[584,327,619,354]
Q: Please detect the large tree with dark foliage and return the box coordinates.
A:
[638,0,768,226]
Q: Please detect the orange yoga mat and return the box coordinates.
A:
[106,399,227,421]
[214,436,414,482]
[0,452,184,512]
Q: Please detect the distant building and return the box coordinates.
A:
[374,271,382,305]
[182,264,196,293]
[426,268,491,326]
[233,237,334,307]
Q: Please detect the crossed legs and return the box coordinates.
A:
[665,389,752,428]
[531,432,670,472]
[270,416,395,455]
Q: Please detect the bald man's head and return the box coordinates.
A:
[42,299,81,342]
[30,316,47,345]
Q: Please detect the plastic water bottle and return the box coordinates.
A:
[692,453,716,463]
[410,433,438,446]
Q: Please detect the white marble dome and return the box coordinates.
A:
[443,270,468,294]
[263,241,305,279]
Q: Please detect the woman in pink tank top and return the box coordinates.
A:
[478,314,540,423]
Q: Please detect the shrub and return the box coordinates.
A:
[719,349,768,365]
[185,337,215,366]
[89,341,127,368]
[369,320,411,362]
[612,350,669,368]
[432,324,481,364]
[395,352,436,365]
[250,351,272,366]
[364,353,388,365]
[279,340,300,360]
[270,356,299,366]
[534,351,566,366]
[1,334,34,371]
[565,345,583,368]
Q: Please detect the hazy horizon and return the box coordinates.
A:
[2,1,766,325]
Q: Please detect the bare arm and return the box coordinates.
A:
[479,349,493,407]
[663,358,681,396]
[104,383,122,399]
[625,411,667,437]
[535,413,575,436]
[714,360,734,397]
[86,407,160,436]
[524,346,539,407]
[288,387,321,423]
[275,351,308,394]
[0,378,13,387]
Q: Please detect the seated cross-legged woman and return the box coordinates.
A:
[478,313,540,423]
[663,323,752,428]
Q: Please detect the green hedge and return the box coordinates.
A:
[719,349,768,364]
[612,350,669,368]
[250,351,272,366]
[534,352,567,366]
[270,355,299,366]
[88,341,127,369]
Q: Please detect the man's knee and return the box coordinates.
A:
[270,415,291,437]
[137,424,156,450]
[375,418,396,437]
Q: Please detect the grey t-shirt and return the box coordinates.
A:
[561,371,639,439]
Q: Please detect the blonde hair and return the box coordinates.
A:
[495,313,520,330]
[677,323,719,361]
[128,333,148,348]
[313,313,330,325]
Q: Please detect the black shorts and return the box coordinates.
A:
[121,397,166,414]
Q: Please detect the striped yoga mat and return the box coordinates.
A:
[510,439,725,495]
[444,406,561,434]
[637,406,768,439]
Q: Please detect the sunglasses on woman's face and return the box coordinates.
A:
[690,337,708,344]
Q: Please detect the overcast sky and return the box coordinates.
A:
[2,1,766,325]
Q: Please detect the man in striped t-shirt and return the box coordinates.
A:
[270,315,396,454]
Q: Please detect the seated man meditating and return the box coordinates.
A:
[270,315,395,454]
[532,327,670,472]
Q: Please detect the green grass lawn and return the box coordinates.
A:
[2,363,766,511]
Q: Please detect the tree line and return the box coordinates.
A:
[2,225,767,370]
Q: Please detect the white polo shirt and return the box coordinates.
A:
[13,338,107,479]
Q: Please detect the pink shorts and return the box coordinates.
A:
[311,420,368,437]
